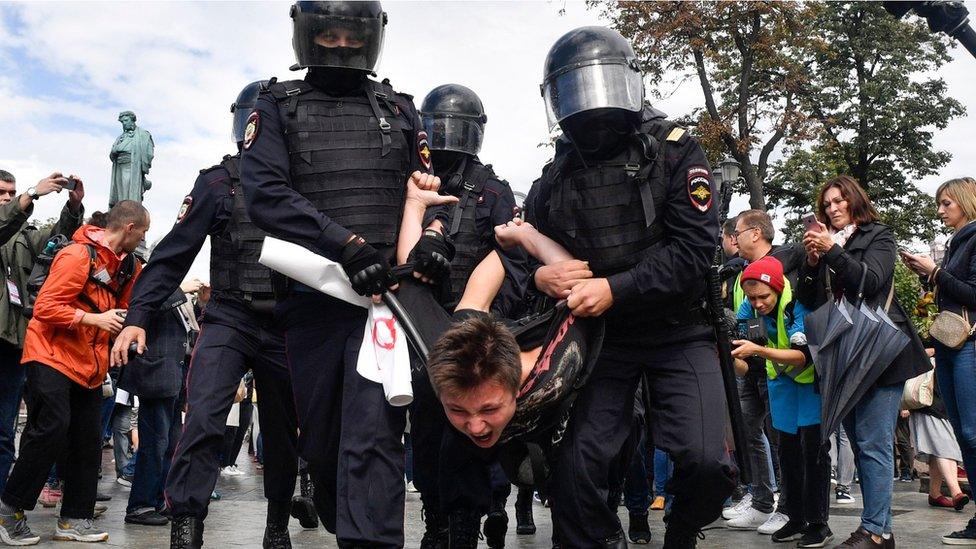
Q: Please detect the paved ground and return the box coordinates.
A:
[24,447,973,548]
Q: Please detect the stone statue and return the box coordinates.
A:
[109,111,154,207]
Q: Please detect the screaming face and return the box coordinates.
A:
[440,382,517,448]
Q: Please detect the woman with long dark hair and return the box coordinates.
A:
[797,175,929,548]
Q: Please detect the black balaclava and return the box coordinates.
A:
[431,150,466,178]
[307,67,367,95]
[559,108,641,160]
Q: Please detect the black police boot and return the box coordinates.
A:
[420,505,448,549]
[290,469,319,530]
[628,511,652,544]
[602,532,628,549]
[263,500,292,549]
[483,509,508,548]
[170,516,203,549]
[448,508,482,549]
[515,489,535,535]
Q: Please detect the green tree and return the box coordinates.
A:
[767,1,964,243]
[593,0,821,209]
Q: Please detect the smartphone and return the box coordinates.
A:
[62,177,77,191]
[801,212,820,233]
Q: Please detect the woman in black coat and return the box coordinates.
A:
[902,176,976,544]
[797,175,929,548]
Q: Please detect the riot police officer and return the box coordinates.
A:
[239,2,441,547]
[411,84,529,548]
[111,81,299,549]
[524,27,736,548]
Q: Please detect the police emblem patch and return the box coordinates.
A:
[242,111,260,150]
[687,167,713,213]
[417,131,432,171]
[176,196,193,223]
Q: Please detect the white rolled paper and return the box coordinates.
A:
[259,237,412,406]
[258,236,369,308]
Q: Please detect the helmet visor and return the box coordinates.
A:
[423,116,484,155]
[293,14,384,72]
[542,62,643,130]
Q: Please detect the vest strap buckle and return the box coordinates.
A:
[284,87,303,97]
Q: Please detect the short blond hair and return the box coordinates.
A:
[936,177,976,223]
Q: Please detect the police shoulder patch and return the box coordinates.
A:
[687,166,713,213]
[176,196,193,223]
[242,111,260,150]
[417,131,432,171]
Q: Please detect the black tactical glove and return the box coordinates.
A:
[340,236,396,296]
[410,229,456,284]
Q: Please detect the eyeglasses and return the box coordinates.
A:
[732,227,759,239]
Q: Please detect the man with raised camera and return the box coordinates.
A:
[0,200,146,546]
[0,170,85,498]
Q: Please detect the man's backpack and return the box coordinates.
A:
[22,235,136,318]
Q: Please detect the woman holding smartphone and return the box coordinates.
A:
[901,176,976,545]
[797,175,929,549]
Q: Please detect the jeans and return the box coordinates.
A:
[0,342,25,495]
[127,396,179,513]
[653,447,673,512]
[112,404,134,478]
[843,382,903,536]
[738,371,775,513]
[623,429,651,514]
[403,434,414,483]
[3,363,102,519]
[830,426,856,490]
[936,342,976,498]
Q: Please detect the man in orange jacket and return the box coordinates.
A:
[0,200,148,546]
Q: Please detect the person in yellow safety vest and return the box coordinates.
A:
[731,255,833,548]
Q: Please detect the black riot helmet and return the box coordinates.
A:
[290,1,388,73]
[420,84,487,156]
[230,80,268,144]
[541,26,644,131]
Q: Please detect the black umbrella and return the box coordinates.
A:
[815,267,910,444]
[808,295,855,416]
[826,305,909,441]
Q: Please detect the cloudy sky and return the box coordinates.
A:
[1,1,974,278]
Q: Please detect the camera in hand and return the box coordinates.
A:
[737,317,767,346]
[63,177,78,191]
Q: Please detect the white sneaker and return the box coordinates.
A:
[722,493,753,520]
[758,511,789,535]
[725,506,771,530]
[406,481,418,493]
[220,466,243,477]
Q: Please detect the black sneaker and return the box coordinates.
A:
[125,507,169,526]
[483,510,508,548]
[263,523,292,549]
[836,488,856,504]
[943,517,976,545]
[95,492,112,502]
[628,512,651,544]
[797,524,833,548]
[662,525,702,548]
[771,520,807,542]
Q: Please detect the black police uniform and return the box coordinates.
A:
[525,108,737,546]
[410,157,529,521]
[124,155,298,523]
[240,74,429,547]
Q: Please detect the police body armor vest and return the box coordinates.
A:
[266,78,411,248]
[445,158,495,303]
[209,155,275,297]
[547,119,679,274]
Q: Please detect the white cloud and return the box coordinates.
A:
[1,1,975,279]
